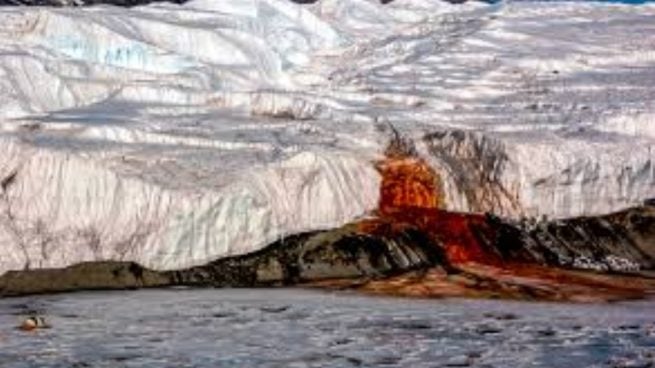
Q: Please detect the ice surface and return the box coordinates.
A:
[0,0,654,274]
[0,289,654,367]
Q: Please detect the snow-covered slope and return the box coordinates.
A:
[0,0,654,274]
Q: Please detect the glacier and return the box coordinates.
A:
[0,0,654,276]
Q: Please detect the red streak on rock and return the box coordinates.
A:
[330,153,655,301]
[377,207,499,265]
[372,156,500,265]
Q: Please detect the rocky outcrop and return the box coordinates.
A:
[492,205,655,272]
[169,222,450,287]
[0,221,450,296]
[0,262,169,296]
[321,204,655,302]
[1,204,654,299]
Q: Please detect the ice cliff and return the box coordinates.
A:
[0,0,654,275]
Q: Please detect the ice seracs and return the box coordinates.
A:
[0,0,654,275]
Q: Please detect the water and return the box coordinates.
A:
[0,289,654,367]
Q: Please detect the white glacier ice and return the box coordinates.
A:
[0,0,654,274]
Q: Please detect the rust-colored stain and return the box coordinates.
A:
[374,207,499,265]
[376,157,442,213]
[321,263,655,302]
[373,155,499,265]
[341,151,655,301]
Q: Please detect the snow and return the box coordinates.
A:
[0,0,654,273]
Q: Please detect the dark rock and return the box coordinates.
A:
[170,221,449,287]
[211,312,234,319]
[536,328,556,337]
[490,206,655,272]
[475,325,502,335]
[617,324,640,331]
[398,321,432,330]
[331,338,353,346]
[0,262,169,296]
[0,221,449,296]
[483,312,518,321]
[1,205,654,297]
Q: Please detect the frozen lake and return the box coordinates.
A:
[0,289,654,367]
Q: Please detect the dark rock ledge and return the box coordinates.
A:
[1,204,654,300]
[0,222,448,297]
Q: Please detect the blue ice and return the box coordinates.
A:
[47,36,197,74]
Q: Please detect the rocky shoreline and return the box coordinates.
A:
[2,204,654,301]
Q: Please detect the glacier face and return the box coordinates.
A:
[0,0,654,274]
